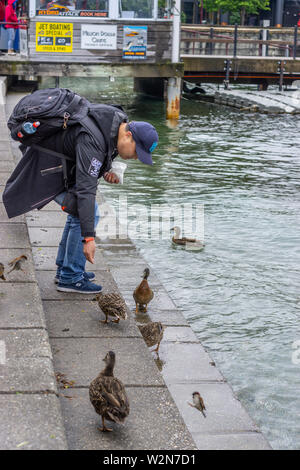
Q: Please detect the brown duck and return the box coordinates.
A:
[0,263,6,281]
[171,226,205,249]
[138,321,165,354]
[133,268,154,313]
[95,293,128,324]
[89,351,130,432]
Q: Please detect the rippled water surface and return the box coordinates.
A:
[56,77,300,449]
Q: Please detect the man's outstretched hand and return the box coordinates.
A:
[83,239,96,264]
[103,172,120,184]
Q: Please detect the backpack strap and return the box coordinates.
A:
[80,115,105,149]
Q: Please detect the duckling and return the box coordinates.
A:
[95,292,128,324]
[138,321,165,354]
[188,391,206,418]
[133,268,154,313]
[171,226,205,250]
[0,263,6,281]
[89,351,130,432]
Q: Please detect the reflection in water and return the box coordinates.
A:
[50,77,300,450]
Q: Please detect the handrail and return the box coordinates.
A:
[181,24,299,58]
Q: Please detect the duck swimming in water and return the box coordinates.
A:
[171,226,205,250]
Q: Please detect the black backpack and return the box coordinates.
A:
[8,87,89,146]
[7,87,121,188]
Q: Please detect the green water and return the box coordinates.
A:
[48,77,300,449]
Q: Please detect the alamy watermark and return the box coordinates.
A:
[96,196,204,249]
[291,340,300,365]
[0,340,6,365]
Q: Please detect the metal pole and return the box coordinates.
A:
[166,77,181,119]
[108,0,118,19]
[275,0,284,28]
[278,60,286,92]
[224,60,231,90]
[200,0,203,24]
[233,24,238,58]
[294,25,298,60]
[171,0,181,63]
[262,28,267,57]
[209,28,213,55]
[29,0,35,18]
[168,0,181,120]
[153,0,158,20]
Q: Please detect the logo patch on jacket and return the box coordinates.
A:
[88,158,102,177]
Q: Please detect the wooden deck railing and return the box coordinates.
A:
[181,25,299,59]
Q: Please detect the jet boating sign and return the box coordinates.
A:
[123,26,147,59]
[36,22,73,52]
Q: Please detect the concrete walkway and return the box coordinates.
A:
[0,85,271,450]
[0,82,67,450]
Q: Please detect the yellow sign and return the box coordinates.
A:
[36,22,73,53]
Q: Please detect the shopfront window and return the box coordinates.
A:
[36,0,108,17]
[119,0,154,19]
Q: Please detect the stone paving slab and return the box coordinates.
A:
[0,224,30,249]
[134,308,189,326]
[192,431,271,450]
[0,248,36,282]
[43,300,140,338]
[36,270,120,300]
[0,203,25,224]
[26,210,67,228]
[0,329,52,358]
[103,249,148,267]
[162,326,199,343]
[158,342,224,384]
[169,383,259,434]
[0,172,10,185]
[0,358,57,392]
[58,387,196,450]
[0,283,46,328]
[109,265,161,290]
[0,394,68,450]
[28,227,69,247]
[32,246,108,271]
[0,160,14,172]
[50,337,164,387]
[39,201,61,211]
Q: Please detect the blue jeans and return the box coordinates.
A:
[7,28,16,50]
[54,192,100,284]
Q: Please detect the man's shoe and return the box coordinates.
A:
[57,278,102,294]
[54,272,95,284]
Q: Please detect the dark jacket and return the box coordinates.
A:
[3,104,127,237]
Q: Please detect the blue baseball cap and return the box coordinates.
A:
[128,121,158,165]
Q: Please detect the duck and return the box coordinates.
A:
[138,321,165,354]
[0,262,6,281]
[171,226,205,250]
[133,267,154,313]
[95,293,128,324]
[89,351,130,432]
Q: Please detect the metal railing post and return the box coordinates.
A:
[233,24,238,57]
[209,27,213,55]
[294,25,298,60]
[224,59,232,89]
